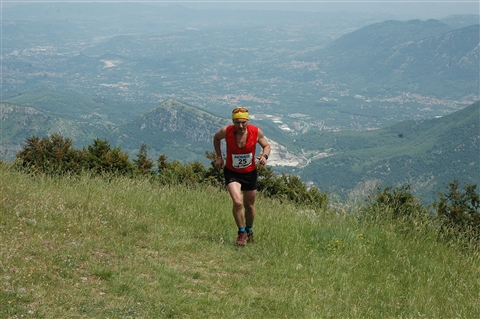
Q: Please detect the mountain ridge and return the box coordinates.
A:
[115,99,230,162]
[294,101,479,202]
[320,20,479,97]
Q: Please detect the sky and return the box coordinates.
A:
[183,1,480,19]
[1,0,479,20]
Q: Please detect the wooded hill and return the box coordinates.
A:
[291,101,480,203]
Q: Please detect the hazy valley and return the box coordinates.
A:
[1,3,479,203]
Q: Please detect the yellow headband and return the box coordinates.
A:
[232,107,249,120]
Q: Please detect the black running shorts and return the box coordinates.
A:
[223,167,258,191]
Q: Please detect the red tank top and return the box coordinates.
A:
[225,125,258,174]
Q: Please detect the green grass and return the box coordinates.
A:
[1,164,479,318]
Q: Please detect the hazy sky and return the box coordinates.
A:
[1,0,479,20]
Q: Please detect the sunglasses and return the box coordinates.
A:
[232,107,249,113]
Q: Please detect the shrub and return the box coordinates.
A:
[82,138,133,175]
[15,133,82,175]
[435,180,480,241]
[362,184,427,222]
[157,159,207,185]
[257,165,327,209]
[157,154,168,172]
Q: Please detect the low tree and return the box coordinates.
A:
[133,143,154,175]
[157,159,207,185]
[157,154,168,172]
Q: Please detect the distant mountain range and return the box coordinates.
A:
[2,6,478,126]
[315,19,479,98]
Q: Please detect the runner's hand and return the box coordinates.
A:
[215,157,224,169]
[257,155,267,166]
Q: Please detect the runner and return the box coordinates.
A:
[213,107,271,246]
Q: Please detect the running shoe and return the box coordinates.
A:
[247,231,254,243]
[236,232,248,246]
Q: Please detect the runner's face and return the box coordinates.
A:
[233,119,248,132]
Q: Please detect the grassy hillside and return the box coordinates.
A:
[1,164,479,318]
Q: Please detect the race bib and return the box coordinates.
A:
[232,153,253,169]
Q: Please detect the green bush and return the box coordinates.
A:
[435,180,480,241]
[15,135,135,176]
[157,159,207,185]
[82,138,134,176]
[14,133,82,175]
[363,184,427,221]
[257,165,328,209]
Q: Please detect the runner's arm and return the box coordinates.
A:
[213,126,227,168]
[257,128,271,165]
